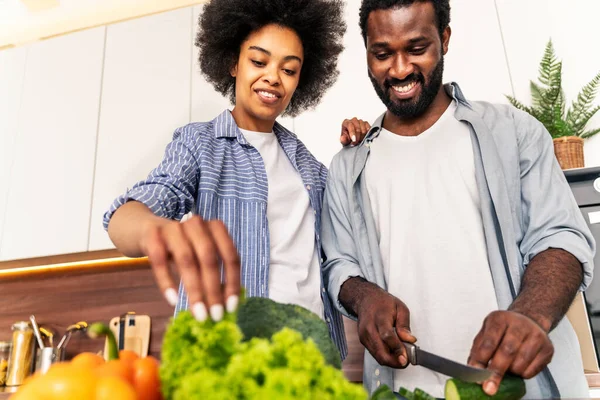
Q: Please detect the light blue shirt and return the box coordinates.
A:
[321,83,595,398]
[104,109,348,360]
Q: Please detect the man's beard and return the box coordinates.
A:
[369,56,444,119]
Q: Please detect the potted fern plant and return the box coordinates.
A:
[506,39,600,169]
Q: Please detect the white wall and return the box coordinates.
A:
[1,0,600,259]
[496,0,600,167]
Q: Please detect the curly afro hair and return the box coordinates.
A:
[359,0,450,44]
[196,0,346,117]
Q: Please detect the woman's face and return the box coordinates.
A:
[231,24,303,132]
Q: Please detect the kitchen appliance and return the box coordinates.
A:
[566,166,600,371]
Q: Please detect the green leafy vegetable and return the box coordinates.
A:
[160,307,368,400]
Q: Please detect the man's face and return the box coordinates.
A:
[366,2,450,119]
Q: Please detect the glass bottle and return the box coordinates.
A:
[5,322,34,386]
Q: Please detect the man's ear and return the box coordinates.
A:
[442,26,451,55]
[230,63,238,77]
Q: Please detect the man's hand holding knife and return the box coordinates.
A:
[339,276,555,396]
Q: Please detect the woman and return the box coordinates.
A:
[104,0,368,360]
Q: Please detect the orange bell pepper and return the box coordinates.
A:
[10,323,162,400]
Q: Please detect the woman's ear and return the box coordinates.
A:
[230,64,238,77]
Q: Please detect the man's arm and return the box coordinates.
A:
[469,111,594,396]
[509,248,583,332]
[469,249,581,394]
[321,155,415,369]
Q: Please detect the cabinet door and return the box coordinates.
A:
[0,28,105,261]
[0,47,27,260]
[88,8,194,251]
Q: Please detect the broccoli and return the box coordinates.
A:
[236,296,342,369]
[160,308,368,400]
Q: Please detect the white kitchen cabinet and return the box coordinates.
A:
[88,8,194,251]
[0,28,105,261]
[0,47,27,260]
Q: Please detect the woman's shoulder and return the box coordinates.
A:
[173,110,238,144]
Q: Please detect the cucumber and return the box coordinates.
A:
[413,388,436,400]
[445,376,526,400]
[397,387,415,400]
[370,384,397,400]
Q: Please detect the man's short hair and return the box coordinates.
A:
[359,0,451,44]
[196,0,346,117]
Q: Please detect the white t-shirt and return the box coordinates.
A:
[364,101,499,396]
[240,128,324,319]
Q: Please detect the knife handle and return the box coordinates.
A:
[403,342,418,365]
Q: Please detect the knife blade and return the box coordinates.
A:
[403,342,492,383]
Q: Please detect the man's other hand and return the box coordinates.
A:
[468,310,554,396]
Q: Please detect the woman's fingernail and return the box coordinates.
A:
[192,302,208,322]
[210,304,224,322]
[226,295,239,313]
[351,135,357,142]
[483,381,496,395]
[164,288,179,307]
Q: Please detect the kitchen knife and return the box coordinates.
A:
[404,342,493,383]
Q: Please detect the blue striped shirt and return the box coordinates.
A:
[103,110,347,359]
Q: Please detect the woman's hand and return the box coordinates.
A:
[140,215,241,322]
[340,117,371,146]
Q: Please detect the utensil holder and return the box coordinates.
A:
[35,347,63,375]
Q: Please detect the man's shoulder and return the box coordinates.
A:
[468,100,541,129]
[328,145,361,181]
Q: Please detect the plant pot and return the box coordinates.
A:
[553,136,584,170]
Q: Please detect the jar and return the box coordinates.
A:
[0,341,11,386]
[5,322,34,386]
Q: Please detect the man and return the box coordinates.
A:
[322,0,596,398]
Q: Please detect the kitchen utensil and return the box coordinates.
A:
[34,347,62,375]
[28,315,45,349]
[104,313,151,359]
[57,321,88,350]
[38,327,53,347]
[404,342,492,383]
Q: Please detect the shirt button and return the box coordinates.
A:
[375,369,380,376]
[320,258,324,263]
[306,185,311,190]
[322,288,326,293]
[376,380,381,387]
[326,318,331,324]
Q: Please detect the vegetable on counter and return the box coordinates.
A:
[159,305,368,400]
[370,384,398,400]
[445,376,526,400]
[9,323,162,400]
[237,296,343,368]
